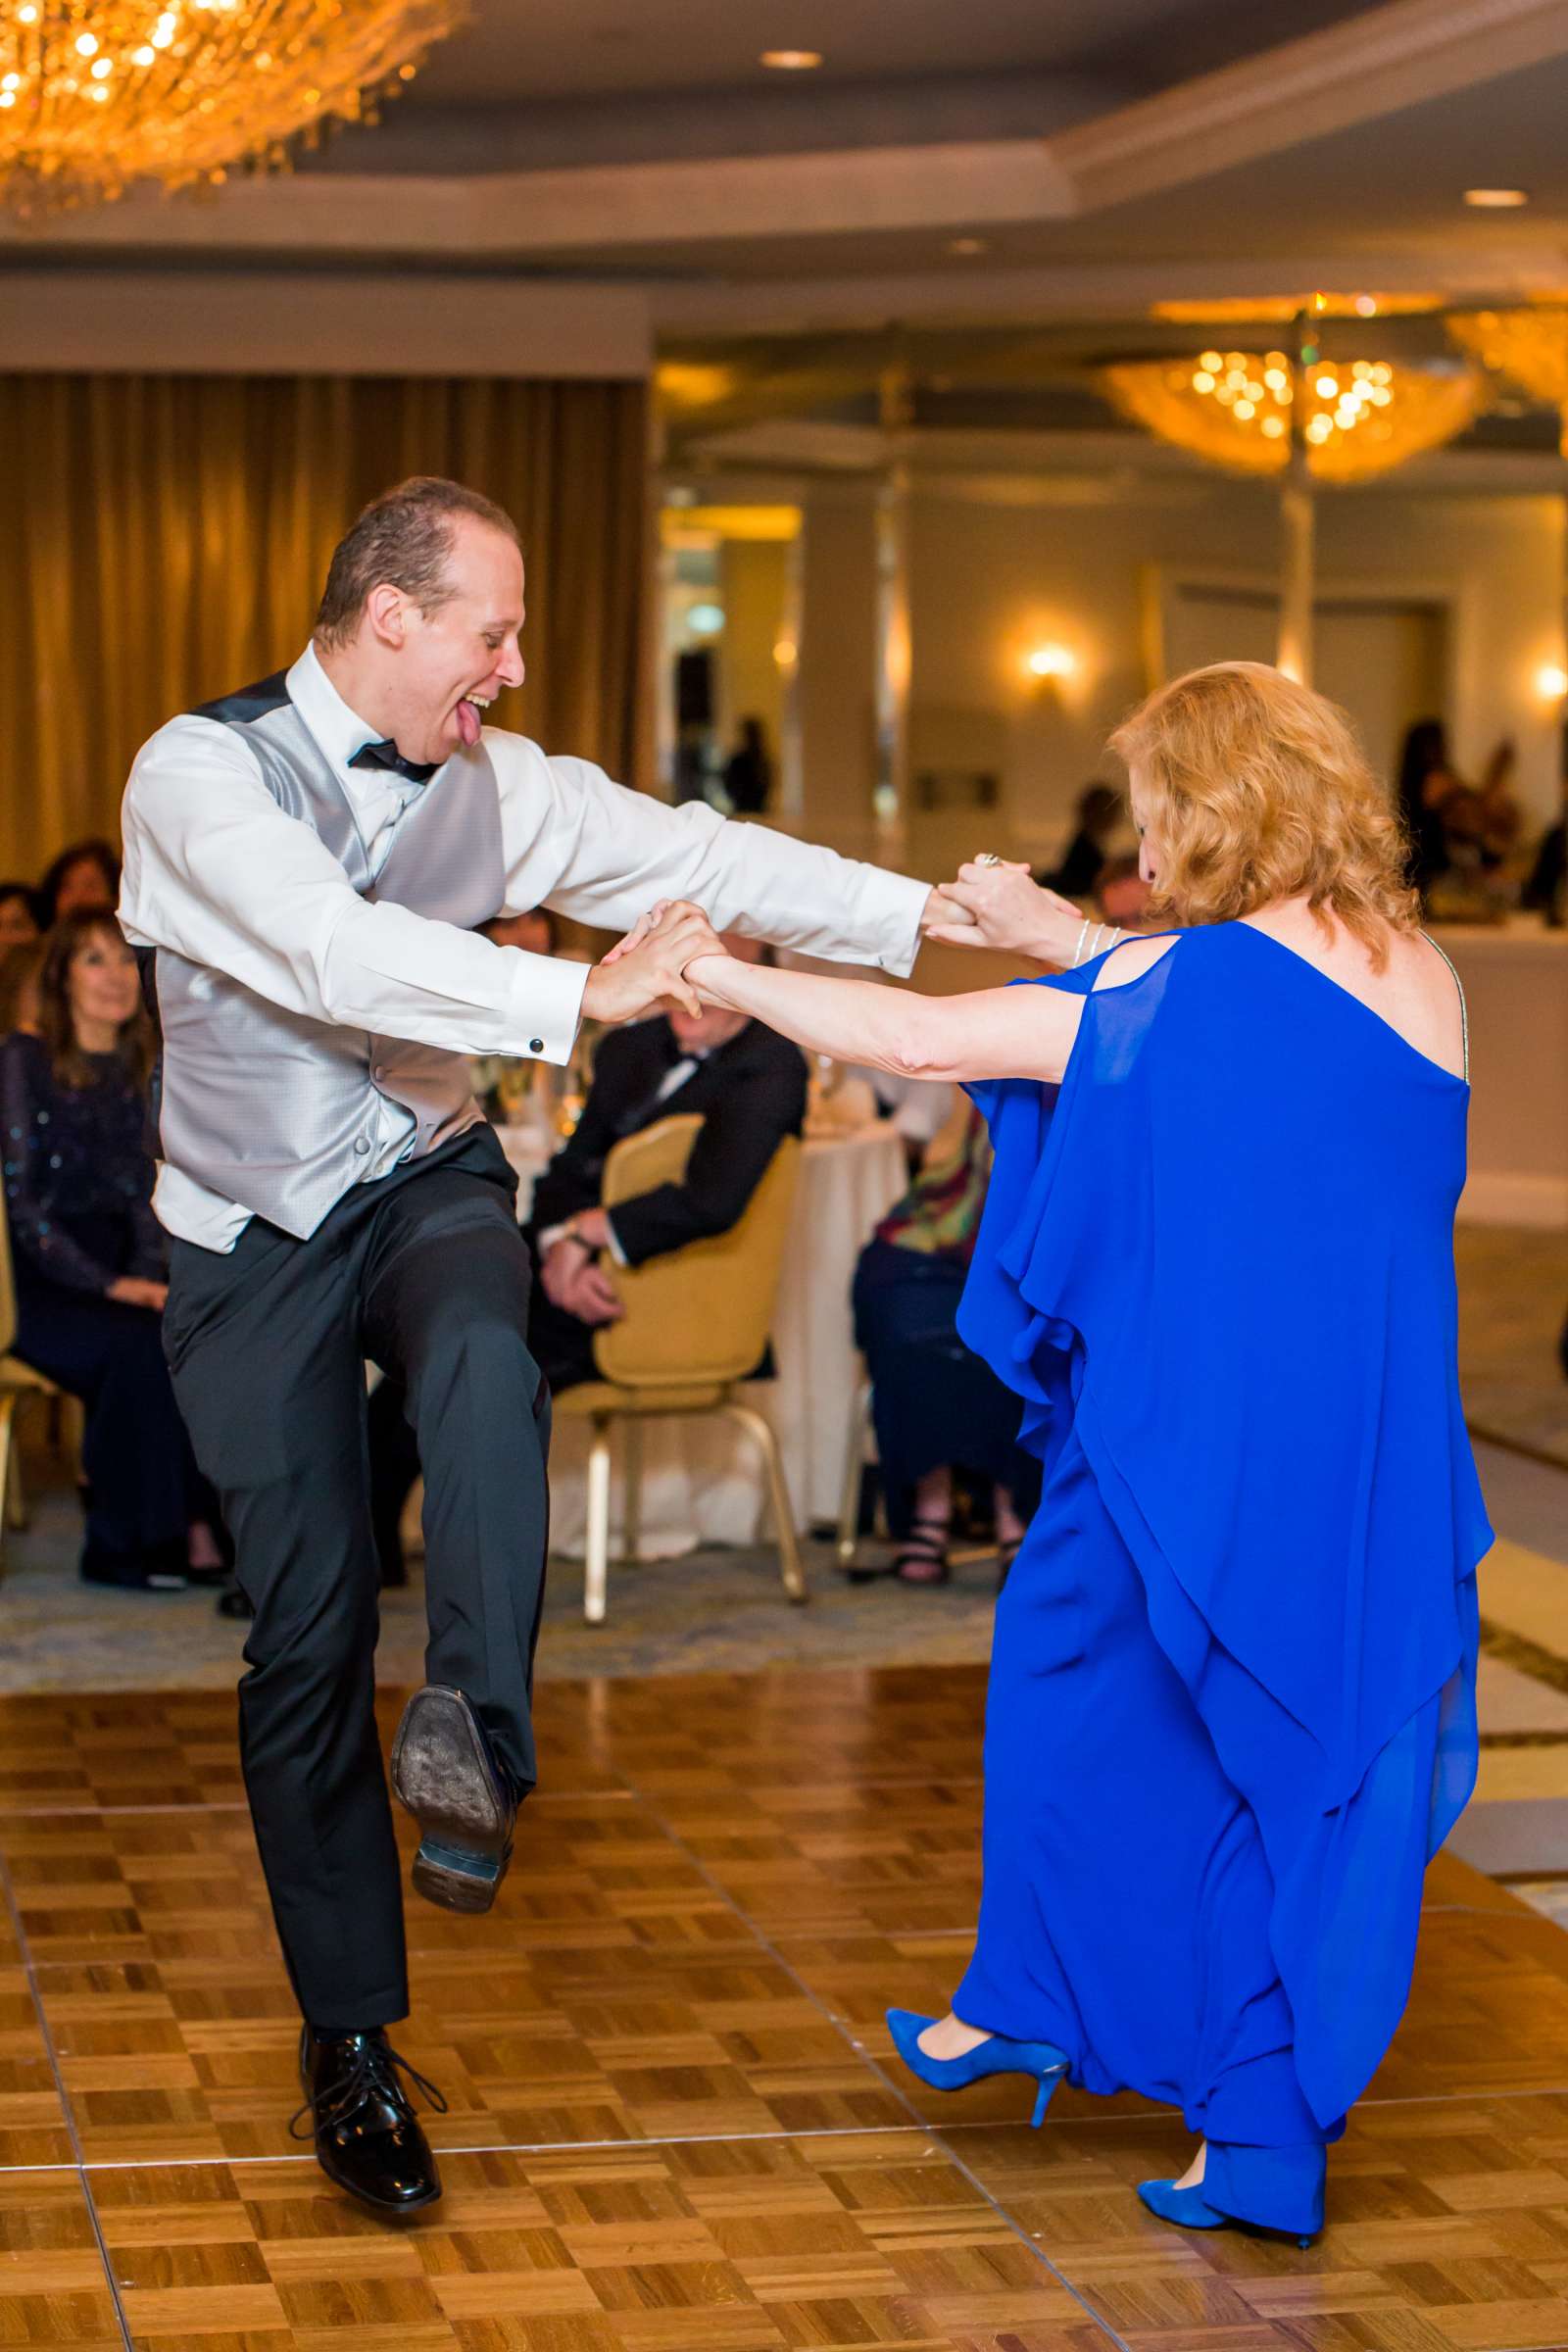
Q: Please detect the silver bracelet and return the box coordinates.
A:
[1071,915,1091,967]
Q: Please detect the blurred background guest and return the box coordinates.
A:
[368,933,806,1581]
[472,907,567,1126]
[1523,746,1567,925]
[722,715,774,815]
[851,1093,1039,1588]
[0,913,223,1591]
[1095,853,1154,933]
[1038,781,1122,900]
[0,941,45,1040]
[853,1070,954,1172]
[481,906,560,958]
[36,837,121,929]
[1396,719,1517,899]
[0,882,41,950]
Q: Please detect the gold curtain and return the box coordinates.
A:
[0,371,651,875]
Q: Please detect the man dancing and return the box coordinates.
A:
[119,476,964,2214]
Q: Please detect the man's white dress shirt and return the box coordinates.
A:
[120,645,928,1252]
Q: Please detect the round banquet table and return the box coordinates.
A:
[494,1117,908,1557]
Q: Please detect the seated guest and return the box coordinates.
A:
[473,909,564,1120]
[851,1094,1039,1588]
[0,940,44,1038]
[366,934,806,1579]
[36,838,121,928]
[0,914,225,1590]
[1039,781,1121,900]
[0,882,40,949]
[1524,779,1566,925]
[1096,853,1153,931]
[527,934,807,1390]
[482,906,559,957]
[1395,720,1516,899]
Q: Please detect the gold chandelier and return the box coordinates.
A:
[1102,351,1489,483]
[1447,308,1568,453]
[0,0,465,217]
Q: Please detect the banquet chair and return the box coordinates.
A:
[554,1112,805,1625]
[836,1378,878,1570]
[0,1178,69,1569]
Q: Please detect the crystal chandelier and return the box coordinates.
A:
[1447,308,1568,453]
[0,0,465,218]
[1102,351,1488,483]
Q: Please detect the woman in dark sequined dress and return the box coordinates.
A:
[0,912,223,1590]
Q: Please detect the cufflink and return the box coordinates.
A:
[529,1037,545,1054]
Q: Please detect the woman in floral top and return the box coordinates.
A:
[851,1092,1038,1586]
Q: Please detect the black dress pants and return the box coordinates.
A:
[366,1276,596,1583]
[163,1127,550,2031]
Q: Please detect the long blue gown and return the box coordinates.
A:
[953,922,1490,2232]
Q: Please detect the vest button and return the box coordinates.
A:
[353,1137,372,1156]
[529,1038,545,1054]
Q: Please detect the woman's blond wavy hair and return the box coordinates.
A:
[1108,662,1419,964]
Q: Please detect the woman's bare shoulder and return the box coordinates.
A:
[1089,933,1182,993]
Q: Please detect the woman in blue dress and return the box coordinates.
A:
[619,661,1490,2248]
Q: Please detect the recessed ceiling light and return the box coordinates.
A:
[760,48,822,70]
[1463,187,1529,208]
[946,236,989,257]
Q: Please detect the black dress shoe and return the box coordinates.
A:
[390,1686,516,1914]
[291,2026,446,2214]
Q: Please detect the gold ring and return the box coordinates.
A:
[973,852,1003,867]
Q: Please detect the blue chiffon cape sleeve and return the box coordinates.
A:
[959,927,1491,2129]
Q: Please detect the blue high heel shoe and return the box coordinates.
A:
[1138,2158,1321,2251]
[886,2010,1069,2127]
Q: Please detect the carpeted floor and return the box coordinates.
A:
[0,1468,1004,1691]
[1,1221,1559,1690]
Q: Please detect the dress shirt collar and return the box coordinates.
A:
[285,641,398,779]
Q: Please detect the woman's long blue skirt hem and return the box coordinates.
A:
[1203,2139,1326,2238]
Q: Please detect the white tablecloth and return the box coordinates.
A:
[495,1118,908,1555]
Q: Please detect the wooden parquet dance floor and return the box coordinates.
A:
[3,1663,1568,2352]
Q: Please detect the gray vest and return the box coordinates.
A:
[152,673,506,1239]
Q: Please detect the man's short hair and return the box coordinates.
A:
[315,476,520,649]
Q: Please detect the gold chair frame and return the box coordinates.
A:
[554,1114,806,1624]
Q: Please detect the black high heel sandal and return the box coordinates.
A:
[894,1518,951,1587]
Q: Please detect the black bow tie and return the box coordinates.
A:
[350,739,438,785]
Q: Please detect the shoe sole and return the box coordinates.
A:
[390,1687,514,1915]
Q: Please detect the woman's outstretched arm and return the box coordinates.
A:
[682,938,1085,1086]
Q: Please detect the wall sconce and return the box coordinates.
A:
[1024,642,1077,683]
[1023,642,1079,707]
[1535,661,1568,703]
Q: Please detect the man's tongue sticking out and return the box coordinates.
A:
[455,695,482,749]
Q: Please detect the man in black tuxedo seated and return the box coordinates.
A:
[368,936,806,1577]
[526,935,807,1393]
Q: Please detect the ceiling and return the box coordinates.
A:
[6,0,1568,463]
[383,0,1368,109]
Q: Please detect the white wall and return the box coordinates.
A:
[788,470,1565,877]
